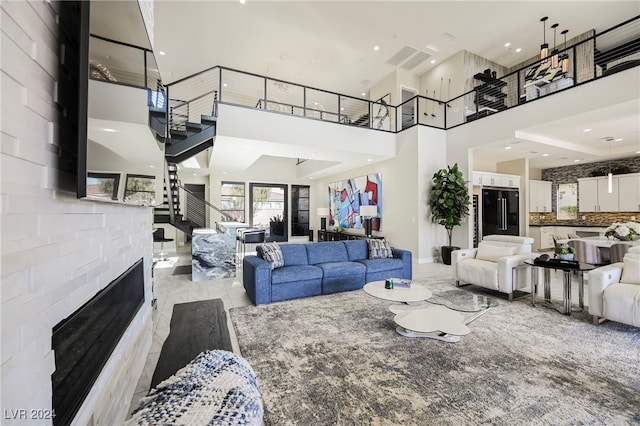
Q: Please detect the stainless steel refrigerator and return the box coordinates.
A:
[482,188,519,237]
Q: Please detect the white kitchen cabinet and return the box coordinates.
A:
[529,180,552,212]
[472,172,483,186]
[474,171,520,188]
[618,173,640,212]
[578,176,619,212]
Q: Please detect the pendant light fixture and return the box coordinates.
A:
[551,23,560,68]
[606,136,614,193]
[540,17,549,60]
[560,29,570,73]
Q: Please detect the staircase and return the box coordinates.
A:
[148,88,219,233]
[153,162,197,235]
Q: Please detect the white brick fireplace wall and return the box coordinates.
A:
[1,2,153,424]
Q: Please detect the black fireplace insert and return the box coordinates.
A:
[51,258,145,426]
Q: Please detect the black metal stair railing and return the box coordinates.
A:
[90,15,638,138]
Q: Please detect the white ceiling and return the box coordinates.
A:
[90,1,640,172]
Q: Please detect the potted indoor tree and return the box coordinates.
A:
[429,163,471,265]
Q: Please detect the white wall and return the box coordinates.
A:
[1,2,152,424]
[419,50,465,100]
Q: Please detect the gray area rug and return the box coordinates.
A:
[151,299,233,389]
[230,279,640,425]
[171,265,192,276]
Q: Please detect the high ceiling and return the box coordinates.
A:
[91,1,640,171]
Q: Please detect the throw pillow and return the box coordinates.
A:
[475,243,517,262]
[621,254,640,285]
[260,243,284,269]
[368,238,394,259]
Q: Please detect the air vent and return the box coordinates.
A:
[426,33,455,52]
[400,51,431,70]
[387,46,418,66]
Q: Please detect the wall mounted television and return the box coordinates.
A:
[54,0,90,198]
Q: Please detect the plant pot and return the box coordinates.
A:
[557,253,574,261]
[441,246,460,265]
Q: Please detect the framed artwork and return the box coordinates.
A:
[328,173,382,231]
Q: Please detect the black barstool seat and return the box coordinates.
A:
[153,228,174,261]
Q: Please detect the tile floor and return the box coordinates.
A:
[128,245,588,414]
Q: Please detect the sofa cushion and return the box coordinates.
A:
[344,240,368,261]
[271,265,323,284]
[280,244,309,266]
[356,257,404,273]
[259,243,284,269]
[475,242,517,262]
[621,253,640,285]
[316,261,366,278]
[306,242,349,264]
[367,238,393,259]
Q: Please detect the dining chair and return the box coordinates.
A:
[568,240,607,266]
[609,243,631,264]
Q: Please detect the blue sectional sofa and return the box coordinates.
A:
[242,240,412,305]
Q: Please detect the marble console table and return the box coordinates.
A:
[192,229,236,281]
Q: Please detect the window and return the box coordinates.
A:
[291,185,310,237]
[87,172,120,200]
[221,181,245,222]
[124,174,156,204]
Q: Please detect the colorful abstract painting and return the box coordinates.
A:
[328,173,382,231]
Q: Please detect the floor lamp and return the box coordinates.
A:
[360,205,378,238]
[317,207,330,231]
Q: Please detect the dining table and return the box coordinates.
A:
[556,236,640,248]
[556,236,640,264]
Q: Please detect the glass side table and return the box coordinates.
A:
[524,259,595,315]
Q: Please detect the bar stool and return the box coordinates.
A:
[239,229,266,261]
[153,228,174,261]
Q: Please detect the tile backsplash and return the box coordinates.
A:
[530,212,638,227]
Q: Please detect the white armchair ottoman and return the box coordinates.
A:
[589,246,640,327]
[451,235,538,300]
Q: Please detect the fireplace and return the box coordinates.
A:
[51,258,145,426]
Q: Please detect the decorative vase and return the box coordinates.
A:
[558,253,574,261]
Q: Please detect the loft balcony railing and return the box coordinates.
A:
[90,15,639,137]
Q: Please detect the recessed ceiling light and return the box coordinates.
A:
[239,0,246,4]
[542,153,549,157]
[149,165,155,168]
[582,128,592,132]
[430,59,436,64]
[515,48,522,53]
[340,107,344,111]
[159,51,165,56]
[574,159,581,162]
[361,92,366,96]
[101,128,117,132]
[373,45,380,51]
[615,138,623,141]
[505,146,512,150]
[504,42,511,48]
[367,158,372,162]
[223,83,228,87]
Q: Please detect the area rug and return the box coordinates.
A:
[230,279,640,425]
[151,299,233,389]
[171,265,192,276]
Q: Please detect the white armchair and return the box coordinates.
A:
[451,235,537,300]
[588,246,640,327]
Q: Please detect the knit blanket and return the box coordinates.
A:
[127,350,263,425]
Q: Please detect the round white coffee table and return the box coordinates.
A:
[362,280,432,302]
[363,280,472,343]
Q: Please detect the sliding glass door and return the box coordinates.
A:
[250,183,288,242]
